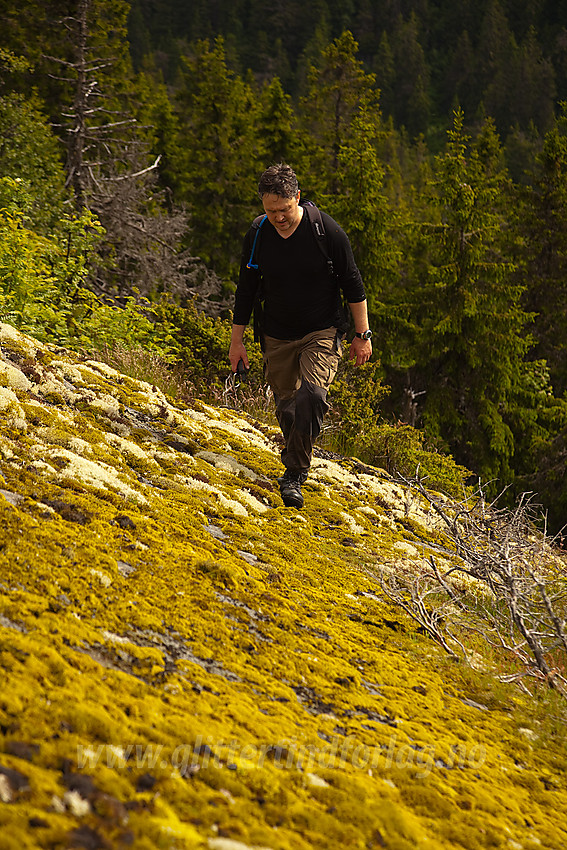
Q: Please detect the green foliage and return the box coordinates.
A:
[388,112,534,485]
[0,46,30,77]
[368,422,473,498]
[329,356,389,447]
[151,298,262,396]
[131,67,182,192]
[519,104,567,396]
[173,37,262,279]
[0,93,67,232]
[319,109,400,319]
[384,12,431,138]
[0,179,174,355]
[328,355,471,498]
[299,30,379,194]
[504,360,567,532]
[257,76,307,169]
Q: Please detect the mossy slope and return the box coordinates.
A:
[0,322,565,850]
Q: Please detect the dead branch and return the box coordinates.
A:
[374,472,567,699]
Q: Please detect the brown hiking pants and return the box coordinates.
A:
[263,327,342,472]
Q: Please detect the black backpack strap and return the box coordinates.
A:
[247,214,268,269]
[246,213,267,347]
[303,200,350,335]
[248,203,334,275]
[302,200,335,278]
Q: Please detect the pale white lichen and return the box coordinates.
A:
[101,630,130,645]
[393,540,421,558]
[0,360,33,392]
[36,375,80,404]
[0,385,24,413]
[234,489,269,514]
[213,411,276,449]
[83,360,124,381]
[216,493,248,517]
[89,569,113,588]
[88,393,122,418]
[49,361,86,385]
[106,432,157,463]
[196,402,222,421]
[359,474,403,505]
[208,839,275,850]
[68,437,93,456]
[63,790,91,817]
[340,511,366,535]
[0,321,38,356]
[311,458,357,486]
[29,444,147,504]
[357,505,378,517]
[183,476,248,516]
[196,451,257,480]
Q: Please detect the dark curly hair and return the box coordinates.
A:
[257,163,299,199]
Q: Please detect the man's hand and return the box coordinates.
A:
[229,324,249,372]
[347,301,372,366]
[348,336,372,366]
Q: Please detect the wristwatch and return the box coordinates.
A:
[355,329,373,340]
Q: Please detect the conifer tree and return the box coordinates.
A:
[372,31,395,120]
[513,27,555,134]
[173,37,261,279]
[396,111,532,484]
[388,13,431,137]
[256,76,306,171]
[299,30,379,196]
[520,105,567,395]
[445,30,476,118]
[318,110,398,322]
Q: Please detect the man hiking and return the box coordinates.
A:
[229,163,372,509]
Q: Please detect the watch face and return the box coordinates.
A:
[360,330,372,339]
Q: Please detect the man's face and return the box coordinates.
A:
[261,191,302,234]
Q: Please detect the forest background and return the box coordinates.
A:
[2,0,567,531]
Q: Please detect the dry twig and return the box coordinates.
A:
[375,473,567,698]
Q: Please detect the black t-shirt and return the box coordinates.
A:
[233,207,366,340]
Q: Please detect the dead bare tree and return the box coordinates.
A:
[375,474,567,698]
[44,0,230,314]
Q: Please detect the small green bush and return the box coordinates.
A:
[328,355,472,497]
[365,422,473,497]
[152,298,264,397]
[0,181,177,357]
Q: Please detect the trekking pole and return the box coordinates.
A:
[223,359,248,409]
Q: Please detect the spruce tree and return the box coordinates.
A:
[299,30,379,196]
[256,76,306,170]
[173,37,261,279]
[318,110,398,323]
[388,13,431,138]
[398,111,532,484]
[520,105,567,395]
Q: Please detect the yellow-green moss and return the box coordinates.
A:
[0,321,566,849]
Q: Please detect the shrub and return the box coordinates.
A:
[151,298,264,397]
[0,181,176,357]
[328,354,471,497]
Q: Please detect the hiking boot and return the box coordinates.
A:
[279,469,305,509]
[277,468,308,486]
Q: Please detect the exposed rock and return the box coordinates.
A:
[0,322,566,849]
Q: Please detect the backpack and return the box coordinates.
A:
[246,200,348,342]
[247,200,335,279]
